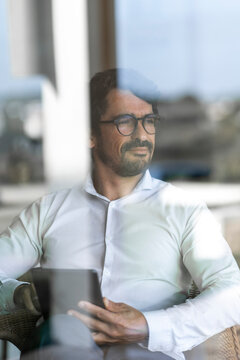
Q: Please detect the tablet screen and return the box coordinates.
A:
[31,268,105,319]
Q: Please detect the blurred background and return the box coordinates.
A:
[0,0,240,358]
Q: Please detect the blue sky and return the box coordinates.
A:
[115,0,240,100]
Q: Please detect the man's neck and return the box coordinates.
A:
[92,164,144,201]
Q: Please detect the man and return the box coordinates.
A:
[0,68,240,360]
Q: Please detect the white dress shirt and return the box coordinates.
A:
[0,170,240,360]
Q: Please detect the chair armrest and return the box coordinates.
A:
[215,325,240,360]
[0,309,41,351]
[0,271,41,350]
[188,282,240,359]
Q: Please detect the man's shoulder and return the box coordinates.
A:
[150,176,206,211]
[150,176,185,198]
[34,185,86,213]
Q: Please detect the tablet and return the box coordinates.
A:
[31,268,105,319]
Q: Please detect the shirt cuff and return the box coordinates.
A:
[143,310,185,360]
[0,279,29,314]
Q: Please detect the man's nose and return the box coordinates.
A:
[131,120,148,140]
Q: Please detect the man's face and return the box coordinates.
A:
[91,89,155,177]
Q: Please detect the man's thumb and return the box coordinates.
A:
[103,297,122,310]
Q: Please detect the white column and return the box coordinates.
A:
[43,0,89,187]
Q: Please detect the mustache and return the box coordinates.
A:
[121,139,153,154]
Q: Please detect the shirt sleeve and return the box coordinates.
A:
[0,278,29,313]
[0,199,44,314]
[143,202,240,359]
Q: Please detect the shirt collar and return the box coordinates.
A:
[84,169,154,199]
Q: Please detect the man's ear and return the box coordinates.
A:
[89,134,96,149]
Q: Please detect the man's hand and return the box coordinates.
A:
[13,284,41,315]
[68,298,149,345]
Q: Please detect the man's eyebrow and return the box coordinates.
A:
[110,112,155,120]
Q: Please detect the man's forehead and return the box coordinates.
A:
[106,88,145,101]
[103,88,153,118]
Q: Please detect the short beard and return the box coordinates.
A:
[116,156,150,177]
[97,138,153,177]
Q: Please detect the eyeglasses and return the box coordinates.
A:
[100,114,161,136]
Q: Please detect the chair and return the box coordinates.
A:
[0,278,240,359]
[187,282,240,360]
[0,272,41,359]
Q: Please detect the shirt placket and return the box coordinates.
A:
[101,201,117,296]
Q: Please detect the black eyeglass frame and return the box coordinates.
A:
[100,113,161,136]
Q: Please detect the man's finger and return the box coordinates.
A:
[103,298,125,311]
[78,301,118,324]
[68,310,112,335]
[92,332,118,345]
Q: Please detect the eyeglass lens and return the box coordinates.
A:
[117,115,157,136]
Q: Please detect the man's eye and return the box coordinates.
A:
[145,117,155,124]
[118,119,131,125]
